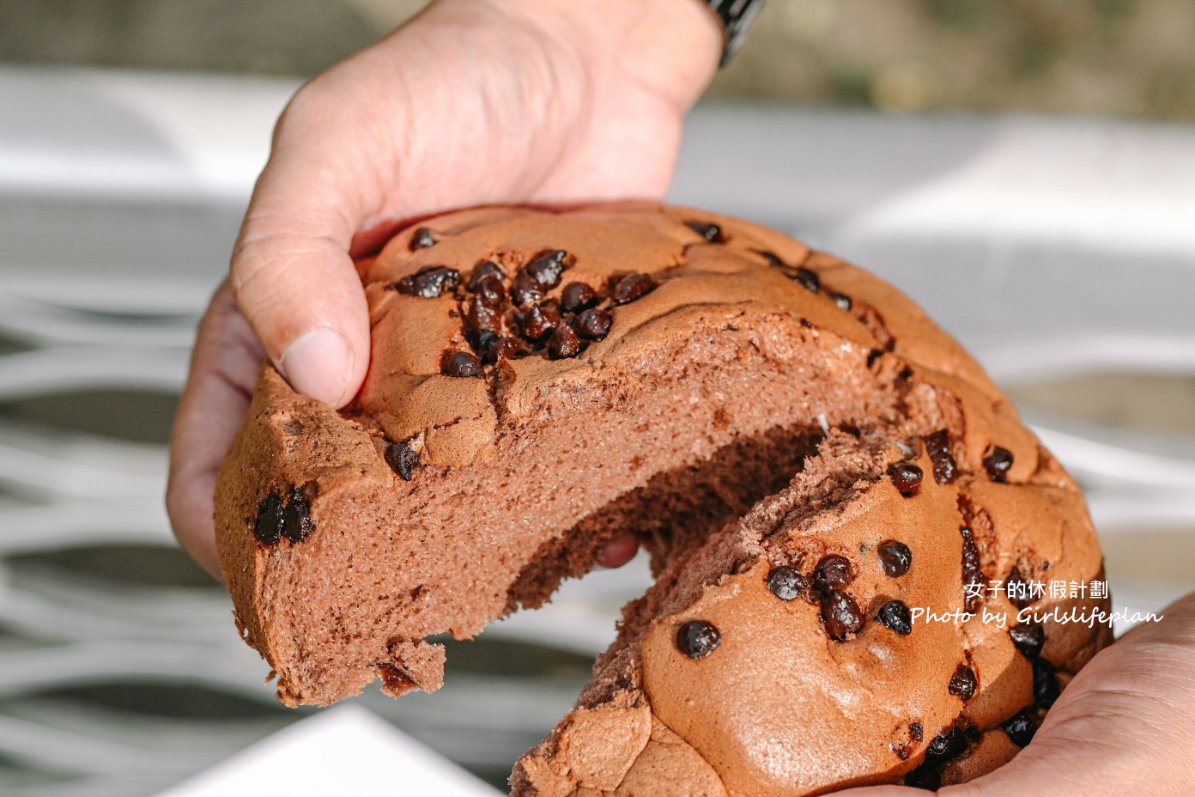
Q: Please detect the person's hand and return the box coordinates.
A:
[833,591,1195,797]
[167,0,721,579]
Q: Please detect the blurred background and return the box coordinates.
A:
[1,1,1194,795]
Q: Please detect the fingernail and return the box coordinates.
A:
[279,328,353,406]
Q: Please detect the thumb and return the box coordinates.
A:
[230,125,371,408]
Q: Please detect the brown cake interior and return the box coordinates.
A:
[222,307,904,705]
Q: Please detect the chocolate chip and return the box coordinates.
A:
[877,599,913,635]
[410,227,436,250]
[887,462,923,497]
[394,265,460,298]
[253,489,285,545]
[575,307,613,340]
[469,328,502,364]
[1003,707,1039,747]
[791,267,820,294]
[909,721,924,742]
[497,336,527,360]
[510,269,544,306]
[756,249,785,267]
[523,250,570,291]
[280,484,315,542]
[960,526,984,612]
[470,273,506,307]
[822,588,865,640]
[1009,622,1045,660]
[879,540,913,577]
[467,260,505,291]
[676,620,721,659]
[560,281,599,313]
[466,293,501,338]
[685,220,724,243]
[441,350,484,378]
[384,441,420,481]
[904,763,940,790]
[610,272,658,306]
[924,429,957,484]
[829,290,852,310]
[767,566,808,601]
[983,445,1014,482]
[1033,658,1061,708]
[547,324,581,359]
[1005,565,1035,609]
[517,303,559,342]
[949,663,977,701]
[813,555,855,593]
[866,348,884,369]
[926,726,968,762]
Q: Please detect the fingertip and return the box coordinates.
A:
[596,535,640,568]
[279,326,358,407]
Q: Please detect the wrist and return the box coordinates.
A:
[485,0,721,113]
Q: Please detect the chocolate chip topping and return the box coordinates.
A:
[467,260,505,291]
[1033,658,1061,708]
[813,554,855,593]
[281,484,315,542]
[1005,565,1036,609]
[904,763,940,790]
[909,721,924,742]
[685,220,724,243]
[791,266,821,294]
[510,269,544,307]
[517,303,560,343]
[877,599,913,636]
[441,350,484,378]
[983,445,1015,482]
[394,265,460,298]
[924,429,957,484]
[926,726,969,762]
[949,663,977,701]
[960,526,984,612]
[547,324,581,360]
[610,272,657,306]
[575,307,613,340]
[766,566,809,601]
[470,275,506,308]
[524,250,570,289]
[469,328,502,365]
[887,461,924,497]
[1009,622,1045,660]
[821,588,865,640]
[879,540,913,577]
[1003,707,1040,747]
[559,281,599,313]
[410,227,436,250]
[677,620,721,659]
[253,489,285,545]
[384,441,420,481]
[830,290,852,310]
[466,298,501,356]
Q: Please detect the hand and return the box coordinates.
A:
[167,0,721,579]
[834,591,1195,797]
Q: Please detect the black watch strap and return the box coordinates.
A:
[706,0,766,65]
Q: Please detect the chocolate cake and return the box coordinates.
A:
[214,204,1110,794]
